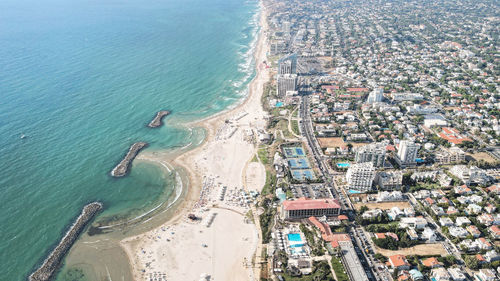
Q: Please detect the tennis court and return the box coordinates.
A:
[291,169,315,180]
[283,146,305,158]
[288,158,310,169]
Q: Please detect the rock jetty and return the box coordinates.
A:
[110,142,148,177]
[147,110,170,128]
[29,202,103,281]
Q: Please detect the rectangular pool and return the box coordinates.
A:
[287,233,302,242]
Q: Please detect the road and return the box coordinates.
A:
[298,93,385,281]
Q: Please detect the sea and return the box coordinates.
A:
[0,0,259,279]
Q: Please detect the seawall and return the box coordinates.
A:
[110,142,148,177]
[28,202,103,281]
[147,110,170,128]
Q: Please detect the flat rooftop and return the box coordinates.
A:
[339,241,369,281]
[283,198,341,211]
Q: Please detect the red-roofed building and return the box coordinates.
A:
[308,216,333,241]
[398,273,410,281]
[282,198,341,219]
[487,185,500,195]
[347,87,369,93]
[477,237,493,250]
[389,255,410,270]
[338,215,349,220]
[424,197,435,206]
[488,225,500,240]
[421,257,442,268]
[438,127,472,145]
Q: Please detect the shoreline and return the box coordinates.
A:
[120,1,270,280]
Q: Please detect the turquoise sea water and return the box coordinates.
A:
[0,0,258,279]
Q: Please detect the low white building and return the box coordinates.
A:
[455,217,471,226]
[377,191,403,202]
[449,226,468,238]
[439,217,454,227]
[447,267,466,281]
[422,227,438,242]
[400,217,427,229]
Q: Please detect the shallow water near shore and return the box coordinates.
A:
[0,0,259,279]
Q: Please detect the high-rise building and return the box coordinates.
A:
[278,54,297,75]
[279,59,294,75]
[396,140,419,167]
[346,162,375,192]
[355,142,386,167]
[366,88,384,104]
[282,21,291,34]
[270,41,287,55]
[277,74,297,97]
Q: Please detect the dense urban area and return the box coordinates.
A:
[255,0,500,281]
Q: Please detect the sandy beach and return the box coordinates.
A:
[121,2,270,280]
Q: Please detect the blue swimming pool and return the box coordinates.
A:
[348,189,362,194]
[288,233,302,242]
[275,101,284,107]
[337,162,350,168]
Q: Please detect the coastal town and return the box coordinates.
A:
[11,0,500,280]
[244,0,500,281]
[115,0,499,281]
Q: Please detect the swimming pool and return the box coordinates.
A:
[275,101,284,107]
[337,162,350,168]
[348,189,362,194]
[287,233,302,242]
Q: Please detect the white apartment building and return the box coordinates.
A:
[366,88,384,104]
[396,140,419,167]
[355,142,386,167]
[277,74,297,97]
[377,171,403,190]
[434,146,465,164]
[346,162,376,192]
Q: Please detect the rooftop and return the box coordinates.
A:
[283,198,341,211]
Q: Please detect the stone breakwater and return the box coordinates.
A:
[110,142,148,177]
[29,202,103,281]
[147,110,170,128]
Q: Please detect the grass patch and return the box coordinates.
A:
[280,260,334,281]
[291,120,300,135]
[245,209,254,223]
[258,148,269,165]
[260,198,276,243]
[251,154,258,162]
[276,119,292,138]
[331,256,349,281]
[261,170,276,196]
[300,224,325,256]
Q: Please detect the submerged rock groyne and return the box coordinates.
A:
[110,142,148,177]
[147,110,170,128]
[29,202,103,281]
